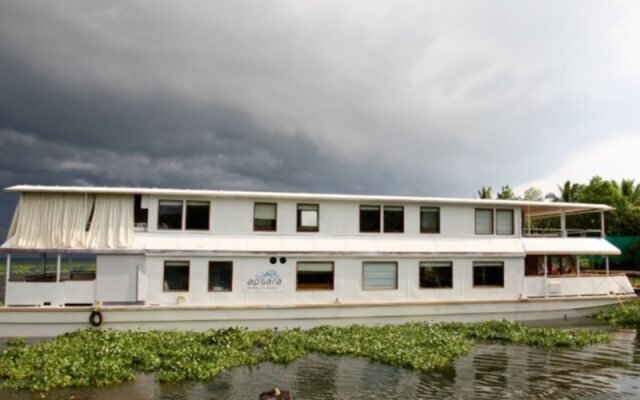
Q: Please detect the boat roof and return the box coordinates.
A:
[5,184,613,217]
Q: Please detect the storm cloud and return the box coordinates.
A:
[1,0,639,238]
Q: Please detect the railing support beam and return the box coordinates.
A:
[544,255,548,298]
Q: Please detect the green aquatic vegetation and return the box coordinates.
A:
[594,298,640,328]
[0,321,610,392]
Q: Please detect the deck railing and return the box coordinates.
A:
[522,228,603,238]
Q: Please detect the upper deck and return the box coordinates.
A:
[1,185,618,256]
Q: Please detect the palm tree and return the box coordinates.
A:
[617,179,640,206]
[477,186,492,199]
[545,180,581,202]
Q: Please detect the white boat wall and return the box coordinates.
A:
[0,185,636,337]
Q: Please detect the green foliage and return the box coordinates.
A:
[496,186,517,200]
[594,298,640,328]
[0,321,610,392]
[477,186,493,199]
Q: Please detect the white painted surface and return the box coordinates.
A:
[0,295,634,337]
[524,276,634,297]
[96,255,145,302]
[5,281,95,306]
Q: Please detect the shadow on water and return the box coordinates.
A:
[0,329,638,400]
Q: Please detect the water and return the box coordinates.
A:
[1,329,638,400]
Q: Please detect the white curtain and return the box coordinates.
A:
[7,192,133,249]
[87,195,134,249]
[8,193,91,248]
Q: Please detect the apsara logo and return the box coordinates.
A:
[247,269,283,289]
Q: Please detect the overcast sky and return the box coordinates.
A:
[1,0,639,239]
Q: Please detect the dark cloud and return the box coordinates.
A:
[1,0,639,239]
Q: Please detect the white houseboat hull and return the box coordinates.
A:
[0,295,634,338]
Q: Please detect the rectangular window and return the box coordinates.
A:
[297,204,319,232]
[158,200,183,230]
[254,203,277,231]
[420,207,440,233]
[473,261,504,287]
[363,262,398,290]
[383,206,404,233]
[134,194,149,228]
[475,209,494,234]
[419,261,453,288]
[297,262,334,290]
[525,255,545,276]
[360,205,381,232]
[208,261,232,291]
[163,261,189,291]
[186,201,210,230]
[496,209,514,235]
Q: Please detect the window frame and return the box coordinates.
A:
[472,261,505,288]
[475,208,494,235]
[419,261,453,289]
[296,261,335,291]
[496,209,514,235]
[383,205,405,233]
[362,261,399,291]
[185,200,211,231]
[253,202,278,232]
[208,261,233,292]
[157,199,184,231]
[163,260,190,292]
[360,205,382,233]
[420,206,441,234]
[296,203,320,233]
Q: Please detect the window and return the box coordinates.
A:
[186,201,210,230]
[158,200,183,230]
[496,209,514,235]
[297,204,319,232]
[297,262,334,290]
[420,207,440,233]
[475,209,494,234]
[9,253,58,282]
[548,255,577,275]
[134,194,149,228]
[525,255,545,276]
[254,203,277,231]
[60,253,96,281]
[163,261,189,291]
[473,261,504,287]
[360,205,381,232]
[419,261,453,288]
[208,261,232,291]
[363,262,398,290]
[383,206,404,233]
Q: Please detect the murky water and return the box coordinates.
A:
[1,329,638,400]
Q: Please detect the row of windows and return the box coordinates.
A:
[162,261,505,292]
[154,200,515,236]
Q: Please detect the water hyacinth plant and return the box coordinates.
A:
[594,298,640,328]
[0,321,610,392]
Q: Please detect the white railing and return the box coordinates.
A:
[524,275,633,297]
[522,228,603,238]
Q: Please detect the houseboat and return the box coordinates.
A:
[0,185,635,337]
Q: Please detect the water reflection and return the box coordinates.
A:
[0,330,638,400]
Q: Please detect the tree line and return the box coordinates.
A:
[476,176,640,236]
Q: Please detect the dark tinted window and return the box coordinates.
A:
[186,201,210,230]
[134,194,149,228]
[360,205,381,232]
[158,200,183,230]
[420,207,440,233]
[473,262,504,287]
[297,262,334,290]
[163,261,189,291]
[208,261,232,291]
[419,261,452,288]
[383,206,404,233]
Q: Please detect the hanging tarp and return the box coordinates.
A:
[7,192,133,249]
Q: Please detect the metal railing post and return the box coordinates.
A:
[544,255,548,298]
